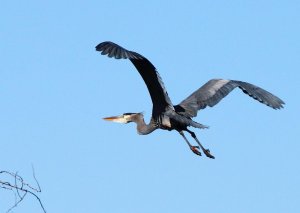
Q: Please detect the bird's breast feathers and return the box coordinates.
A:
[157,115,172,129]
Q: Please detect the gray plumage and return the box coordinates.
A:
[97,41,284,159]
[177,79,284,117]
[97,41,173,118]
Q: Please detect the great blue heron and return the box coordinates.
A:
[96,41,284,159]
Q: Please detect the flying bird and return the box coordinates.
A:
[96,41,284,159]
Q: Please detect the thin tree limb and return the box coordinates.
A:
[0,169,46,213]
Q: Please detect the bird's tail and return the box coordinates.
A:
[191,121,209,129]
[165,111,209,129]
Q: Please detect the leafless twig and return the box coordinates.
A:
[0,168,46,213]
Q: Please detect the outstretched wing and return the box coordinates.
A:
[175,79,285,117]
[96,41,173,118]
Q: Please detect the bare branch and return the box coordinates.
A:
[0,169,46,213]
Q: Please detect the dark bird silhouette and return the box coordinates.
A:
[96,41,284,158]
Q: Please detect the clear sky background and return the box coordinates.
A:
[1,0,299,212]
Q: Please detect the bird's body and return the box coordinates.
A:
[96,41,284,158]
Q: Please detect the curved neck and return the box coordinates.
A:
[132,116,157,135]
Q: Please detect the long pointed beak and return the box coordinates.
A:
[103,115,128,123]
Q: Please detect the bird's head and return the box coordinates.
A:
[103,112,143,124]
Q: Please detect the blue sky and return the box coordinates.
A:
[1,0,299,212]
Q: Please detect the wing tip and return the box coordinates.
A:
[273,101,285,110]
[95,41,112,50]
[95,41,144,60]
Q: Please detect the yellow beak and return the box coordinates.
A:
[103,115,128,123]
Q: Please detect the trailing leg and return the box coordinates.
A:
[179,131,201,156]
[186,129,215,159]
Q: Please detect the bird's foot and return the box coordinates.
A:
[203,149,215,159]
[190,146,202,156]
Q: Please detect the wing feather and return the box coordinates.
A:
[96,41,174,118]
[175,79,285,117]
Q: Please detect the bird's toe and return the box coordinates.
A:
[190,146,202,156]
[204,149,215,159]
